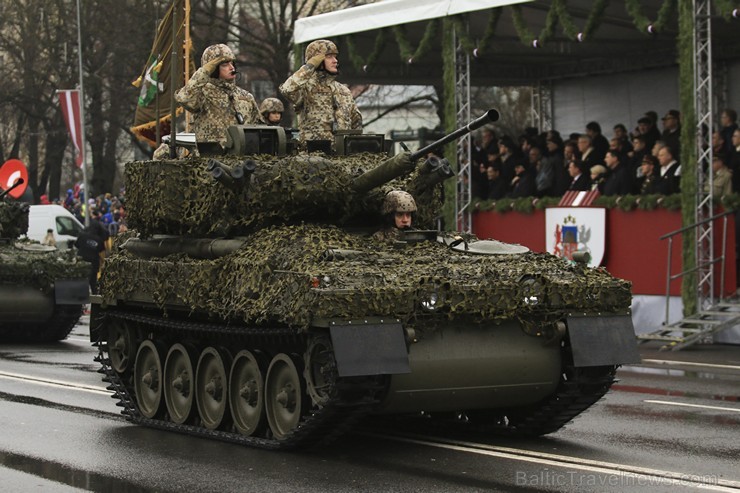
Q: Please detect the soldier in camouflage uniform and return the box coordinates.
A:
[279,39,362,144]
[259,97,284,126]
[373,190,416,242]
[175,44,262,147]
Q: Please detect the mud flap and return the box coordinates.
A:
[329,323,411,377]
[55,280,90,305]
[567,314,641,367]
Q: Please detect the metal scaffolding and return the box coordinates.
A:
[531,81,553,132]
[454,29,473,233]
[694,0,714,310]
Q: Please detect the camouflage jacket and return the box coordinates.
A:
[175,66,262,145]
[279,65,362,141]
[372,227,402,242]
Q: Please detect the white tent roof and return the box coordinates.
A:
[295,0,531,43]
[293,0,739,87]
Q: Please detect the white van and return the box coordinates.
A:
[25,205,84,249]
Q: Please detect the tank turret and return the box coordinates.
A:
[0,180,89,342]
[124,110,500,238]
[91,110,639,449]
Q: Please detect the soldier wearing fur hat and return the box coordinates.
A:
[175,44,262,146]
[373,190,416,242]
[279,39,362,145]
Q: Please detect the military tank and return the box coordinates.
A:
[0,180,90,342]
[91,110,639,449]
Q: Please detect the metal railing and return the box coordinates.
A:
[660,209,733,326]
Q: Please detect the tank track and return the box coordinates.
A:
[0,305,83,343]
[498,363,618,436]
[368,361,617,438]
[93,309,383,450]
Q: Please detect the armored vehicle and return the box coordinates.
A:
[91,110,639,449]
[0,181,90,342]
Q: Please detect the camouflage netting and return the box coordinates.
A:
[0,242,89,292]
[1,202,88,292]
[124,152,443,238]
[0,202,29,239]
[101,224,632,330]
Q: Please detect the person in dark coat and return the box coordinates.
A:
[720,109,738,157]
[585,121,609,163]
[660,109,681,161]
[485,164,508,200]
[74,220,109,294]
[602,150,634,196]
[567,159,591,191]
[655,145,681,195]
[635,154,660,194]
[497,135,522,186]
[636,115,661,151]
[508,162,536,197]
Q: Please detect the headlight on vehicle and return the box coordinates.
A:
[519,275,545,307]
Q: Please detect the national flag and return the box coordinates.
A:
[131,0,195,148]
[58,89,84,168]
[558,190,600,207]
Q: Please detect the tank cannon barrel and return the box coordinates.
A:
[350,151,417,194]
[409,109,500,162]
[0,178,24,200]
[350,110,499,194]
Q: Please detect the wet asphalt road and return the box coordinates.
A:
[0,318,739,493]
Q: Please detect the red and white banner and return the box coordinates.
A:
[558,190,600,207]
[58,89,84,168]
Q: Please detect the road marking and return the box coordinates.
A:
[372,433,740,491]
[0,371,108,395]
[640,359,740,371]
[644,399,740,413]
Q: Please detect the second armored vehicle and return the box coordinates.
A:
[0,182,90,342]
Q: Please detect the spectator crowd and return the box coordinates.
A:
[40,184,127,236]
[470,108,740,203]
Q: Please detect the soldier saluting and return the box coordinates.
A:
[279,39,362,146]
[175,44,262,147]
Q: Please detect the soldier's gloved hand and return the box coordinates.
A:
[203,55,231,75]
[307,53,326,69]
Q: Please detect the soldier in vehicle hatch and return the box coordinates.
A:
[373,190,416,242]
[259,97,284,126]
[175,43,262,147]
[279,39,362,146]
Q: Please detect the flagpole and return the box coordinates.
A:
[76,0,90,227]
[169,0,180,158]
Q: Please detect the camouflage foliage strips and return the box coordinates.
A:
[124,153,442,237]
[102,224,631,330]
[105,152,631,330]
[0,202,89,292]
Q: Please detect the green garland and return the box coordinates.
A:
[344,29,387,73]
[625,0,677,33]
[342,0,737,65]
[583,0,611,38]
[714,0,740,19]
[511,5,537,46]
[678,0,697,316]
[511,0,611,47]
[450,16,476,54]
[392,19,439,63]
[442,18,457,229]
[472,193,739,215]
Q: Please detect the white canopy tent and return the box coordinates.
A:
[295,0,530,43]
